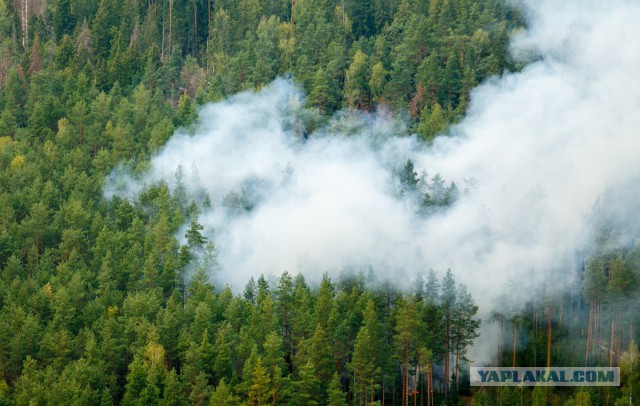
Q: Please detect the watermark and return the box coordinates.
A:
[470,367,620,386]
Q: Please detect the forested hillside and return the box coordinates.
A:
[1,0,639,405]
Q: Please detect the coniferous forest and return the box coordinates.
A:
[0,0,639,405]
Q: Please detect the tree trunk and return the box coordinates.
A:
[512,319,517,368]
[23,0,29,47]
[444,317,450,403]
[454,322,461,390]
[168,0,173,55]
[546,306,552,368]
[596,302,601,364]
[413,362,420,406]
[429,365,433,406]
[193,0,197,54]
[559,292,563,326]
[609,320,615,368]
[499,314,503,366]
[585,303,593,366]
[403,340,409,406]
[420,367,424,406]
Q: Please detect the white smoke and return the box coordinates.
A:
[106,0,640,362]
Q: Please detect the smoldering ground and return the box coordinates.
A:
[106,0,640,366]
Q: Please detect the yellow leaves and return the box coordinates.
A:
[0,136,12,151]
[144,341,166,367]
[278,22,295,66]
[178,93,191,112]
[345,50,370,108]
[471,28,490,49]
[57,117,70,133]
[43,140,57,160]
[42,282,53,298]
[10,154,25,170]
[107,306,119,316]
[369,62,387,102]
[334,5,352,32]
[55,117,73,147]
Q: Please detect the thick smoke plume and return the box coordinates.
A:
[107,0,640,337]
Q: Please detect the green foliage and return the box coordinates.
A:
[0,0,598,404]
[209,378,239,406]
[327,372,348,406]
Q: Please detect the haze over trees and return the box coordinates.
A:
[0,0,639,404]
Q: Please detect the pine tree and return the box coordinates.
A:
[122,356,148,405]
[308,324,335,391]
[327,372,347,406]
[349,325,380,404]
[394,296,423,406]
[314,273,334,330]
[248,357,271,406]
[368,63,387,106]
[418,102,446,142]
[441,269,456,403]
[399,159,419,191]
[209,379,240,406]
[290,361,321,405]
[162,368,187,406]
[344,50,370,109]
[425,269,440,300]
[450,284,479,390]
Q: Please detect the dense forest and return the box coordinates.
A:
[0,0,639,404]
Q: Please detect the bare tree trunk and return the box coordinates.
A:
[428,374,432,406]
[546,306,552,368]
[559,292,563,326]
[609,320,615,367]
[499,314,504,366]
[193,0,197,55]
[403,341,409,406]
[168,0,173,55]
[512,319,517,368]
[161,0,166,61]
[370,375,374,405]
[596,303,601,364]
[455,323,461,390]
[23,0,29,47]
[444,318,450,404]
[413,363,418,406]
[586,303,593,366]
[420,367,424,406]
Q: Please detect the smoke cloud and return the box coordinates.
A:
[106,0,640,360]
